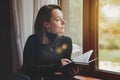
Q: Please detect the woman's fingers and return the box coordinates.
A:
[77,66,81,73]
[71,66,81,75]
[61,58,72,65]
[71,67,77,74]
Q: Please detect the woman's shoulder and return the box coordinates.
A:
[60,36,72,42]
[61,36,72,40]
[27,34,41,43]
[28,34,41,39]
[60,36,72,47]
[28,34,38,38]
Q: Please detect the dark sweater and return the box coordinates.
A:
[20,32,72,80]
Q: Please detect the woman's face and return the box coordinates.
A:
[44,9,65,35]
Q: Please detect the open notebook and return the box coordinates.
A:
[71,50,97,65]
[58,50,97,73]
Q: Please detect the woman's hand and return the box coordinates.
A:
[70,65,81,76]
[54,58,72,75]
[61,58,72,66]
[54,58,81,76]
[62,63,81,76]
[61,58,81,75]
[60,58,81,76]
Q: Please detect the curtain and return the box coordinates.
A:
[11,0,25,72]
[11,0,58,72]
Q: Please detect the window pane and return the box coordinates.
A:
[98,0,120,73]
[66,0,83,58]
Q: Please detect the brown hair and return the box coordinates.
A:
[34,4,62,44]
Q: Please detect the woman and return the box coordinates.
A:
[20,4,80,80]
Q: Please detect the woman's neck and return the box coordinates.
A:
[46,32,58,41]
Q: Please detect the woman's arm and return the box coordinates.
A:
[64,36,72,59]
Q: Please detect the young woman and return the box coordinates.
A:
[20,4,80,80]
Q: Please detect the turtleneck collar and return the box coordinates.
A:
[46,32,58,42]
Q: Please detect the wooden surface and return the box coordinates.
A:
[74,75,102,80]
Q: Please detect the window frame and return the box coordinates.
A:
[83,0,120,79]
[60,0,120,79]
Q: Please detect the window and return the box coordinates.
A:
[87,0,120,79]
[98,0,120,73]
[60,0,120,79]
[60,0,83,59]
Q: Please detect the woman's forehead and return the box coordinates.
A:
[51,9,63,18]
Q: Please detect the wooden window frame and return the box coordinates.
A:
[83,0,120,79]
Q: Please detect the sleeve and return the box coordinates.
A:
[22,35,56,76]
[53,36,73,70]
[64,36,72,59]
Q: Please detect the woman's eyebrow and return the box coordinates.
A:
[55,16,64,19]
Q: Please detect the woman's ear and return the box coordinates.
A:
[43,21,49,28]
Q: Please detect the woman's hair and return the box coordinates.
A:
[34,4,62,44]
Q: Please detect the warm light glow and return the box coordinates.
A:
[102,5,120,18]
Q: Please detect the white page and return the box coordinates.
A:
[72,50,93,63]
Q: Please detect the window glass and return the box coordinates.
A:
[65,0,83,58]
[98,0,120,73]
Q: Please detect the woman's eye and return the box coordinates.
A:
[56,19,61,21]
